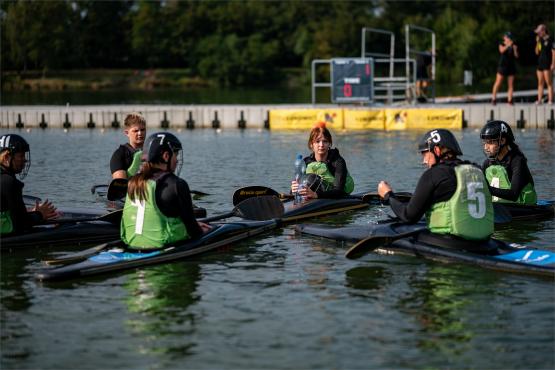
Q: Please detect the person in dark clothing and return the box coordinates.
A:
[291,122,354,200]
[534,24,555,104]
[480,120,536,205]
[378,129,494,241]
[415,50,433,101]
[0,134,58,236]
[491,32,518,105]
[110,112,147,179]
[121,132,210,249]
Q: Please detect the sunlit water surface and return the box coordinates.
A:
[1,128,554,369]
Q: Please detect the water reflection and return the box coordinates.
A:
[123,263,201,360]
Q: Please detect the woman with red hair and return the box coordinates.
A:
[291,122,354,200]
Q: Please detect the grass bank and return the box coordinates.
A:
[1,68,309,91]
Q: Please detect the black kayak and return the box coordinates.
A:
[496,200,554,221]
[36,195,370,281]
[1,206,122,250]
[296,222,555,278]
[1,221,120,251]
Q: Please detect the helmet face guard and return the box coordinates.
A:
[480,120,512,160]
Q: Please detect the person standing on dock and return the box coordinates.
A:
[377,129,494,242]
[415,49,433,102]
[120,132,210,249]
[491,32,518,105]
[534,24,555,104]
[110,112,147,179]
[0,134,58,235]
[480,120,537,205]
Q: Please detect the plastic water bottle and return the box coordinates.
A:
[294,154,305,204]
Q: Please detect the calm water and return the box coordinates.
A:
[1,128,554,369]
[0,81,499,106]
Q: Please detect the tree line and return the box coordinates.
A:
[1,0,552,86]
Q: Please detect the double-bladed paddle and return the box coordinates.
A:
[92,181,209,199]
[361,191,512,224]
[344,227,427,259]
[45,209,123,225]
[201,195,284,223]
[44,195,284,265]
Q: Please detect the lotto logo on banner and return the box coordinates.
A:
[269,109,344,130]
[385,109,462,130]
[343,109,385,130]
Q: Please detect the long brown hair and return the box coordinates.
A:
[127,162,157,202]
[307,122,333,151]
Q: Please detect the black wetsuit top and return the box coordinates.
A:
[482,149,534,202]
[383,159,471,223]
[537,35,554,70]
[304,148,350,199]
[497,43,517,76]
[0,166,43,235]
[151,170,203,240]
[110,144,139,175]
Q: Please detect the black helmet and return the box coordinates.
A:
[0,134,31,179]
[142,132,183,174]
[0,134,30,154]
[480,120,515,143]
[418,129,463,156]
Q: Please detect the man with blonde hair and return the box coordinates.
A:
[110,112,147,179]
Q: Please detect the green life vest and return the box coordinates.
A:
[426,164,494,241]
[0,210,13,235]
[484,164,537,205]
[305,161,354,194]
[126,150,143,177]
[121,180,189,249]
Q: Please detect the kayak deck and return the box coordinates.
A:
[36,220,276,281]
[297,222,555,278]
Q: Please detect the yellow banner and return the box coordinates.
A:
[385,108,462,130]
[270,109,344,130]
[343,109,385,130]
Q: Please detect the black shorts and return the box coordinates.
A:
[416,65,429,80]
[537,60,552,71]
[497,66,516,76]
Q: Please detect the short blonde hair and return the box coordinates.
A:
[124,112,146,128]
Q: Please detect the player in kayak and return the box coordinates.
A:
[0,134,58,235]
[480,120,537,205]
[377,129,494,242]
[120,132,210,249]
[110,112,147,179]
[291,122,354,200]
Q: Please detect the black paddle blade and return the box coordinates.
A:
[232,186,281,206]
[107,178,129,201]
[344,236,388,259]
[235,195,284,220]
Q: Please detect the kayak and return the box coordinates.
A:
[36,220,277,281]
[91,184,208,218]
[280,196,369,222]
[296,222,555,278]
[496,200,554,221]
[36,195,370,281]
[1,221,119,250]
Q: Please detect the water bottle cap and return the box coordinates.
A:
[296,154,303,160]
